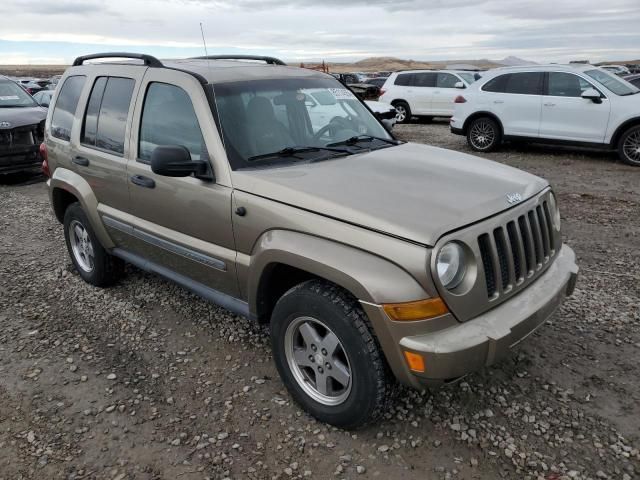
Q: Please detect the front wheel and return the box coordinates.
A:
[618,125,640,166]
[467,117,501,152]
[270,280,394,429]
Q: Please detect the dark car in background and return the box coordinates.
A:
[365,77,388,88]
[0,76,47,175]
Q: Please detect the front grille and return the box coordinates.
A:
[477,198,556,299]
[0,123,43,149]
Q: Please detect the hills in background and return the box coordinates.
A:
[1,56,639,78]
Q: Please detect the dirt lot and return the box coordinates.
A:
[0,122,638,480]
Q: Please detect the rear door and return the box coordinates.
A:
[481,72,543,137]
[125,68,239,296]
[539,72,610,143]
[411,72,437,114]
[432,72,461,116]
[74,67,145,216]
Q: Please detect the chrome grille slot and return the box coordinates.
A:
[477,198,557,300]
[478,234,496,298]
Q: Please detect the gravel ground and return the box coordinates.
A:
[1,122,639,480]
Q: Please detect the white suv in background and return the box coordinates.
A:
[379,70,478,123]
[450,65,640,166]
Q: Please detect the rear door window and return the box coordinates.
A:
[51,75,86,141]
[504,72,543,95]
[81,76,134,154]
[413,72,436,87]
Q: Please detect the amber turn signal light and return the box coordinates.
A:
[403,351,425,373]
[383,297,448,321]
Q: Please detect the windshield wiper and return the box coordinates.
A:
[326,135,402,148]
[248,145,351,162]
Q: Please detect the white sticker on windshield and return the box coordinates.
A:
[0,95,20,101]
[328,88,356,100]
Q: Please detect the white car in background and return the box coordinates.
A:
[378,70,478,123]
[450,64,640,166]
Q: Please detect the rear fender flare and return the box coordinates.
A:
[49,167,114,249]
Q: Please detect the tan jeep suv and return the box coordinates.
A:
[43,53,578,428]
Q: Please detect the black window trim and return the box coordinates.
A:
[79,75,136,158]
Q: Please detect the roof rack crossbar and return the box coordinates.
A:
[72,52,164,67]
[192,55,286,66]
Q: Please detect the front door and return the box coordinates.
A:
[539,72,611,143]
[125,69,239,297]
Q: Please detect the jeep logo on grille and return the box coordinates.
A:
[506,193,523,204]
[0,121,11,129]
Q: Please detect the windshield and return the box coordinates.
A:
[0,80,38,107]
[585,69,639,96]
[212,77,394,169]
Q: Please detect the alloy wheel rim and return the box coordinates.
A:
[470,121,495,149]
[395,106,406,122]
[69,220,94,273]
[622,131,640,163]
[284,316,352,406]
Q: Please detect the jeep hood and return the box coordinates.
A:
[0,106,47,128]
[232,142,548,246]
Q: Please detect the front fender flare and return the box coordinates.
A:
[247,229,429,314]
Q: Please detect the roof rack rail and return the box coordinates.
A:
[192,55,286,66]
[72,52,164,68]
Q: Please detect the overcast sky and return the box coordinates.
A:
[1,0,638,64]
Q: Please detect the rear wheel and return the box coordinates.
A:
[467,117,501,152]
[392,101,411,124]
[63,202,123,287]
[270,280,394,429]
[618,125,640,166]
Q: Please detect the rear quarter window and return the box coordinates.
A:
[51,76,86,141]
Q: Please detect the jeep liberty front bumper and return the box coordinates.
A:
[361,244,578,389]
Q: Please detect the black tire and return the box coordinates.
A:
[617,125,640,166]
[467,116,501,152]
[392,101,412,124]
[270,280,394,429]
[63,202,123,287]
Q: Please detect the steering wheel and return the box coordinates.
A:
[312,116,356,142]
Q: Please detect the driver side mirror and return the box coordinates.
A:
[454,81,466,89]
[151,145,210,179]
[581,88,602,104]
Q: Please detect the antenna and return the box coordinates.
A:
[200,23,209,57]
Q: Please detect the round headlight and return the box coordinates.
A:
[548,193,561,231]
[436,242,466,289]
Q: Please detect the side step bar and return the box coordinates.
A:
[112,248,253,320]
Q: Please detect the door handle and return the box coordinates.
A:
[130,175,155,189]
[493,100,504,104]
[544,102,556,107]
[72,156,89,166]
